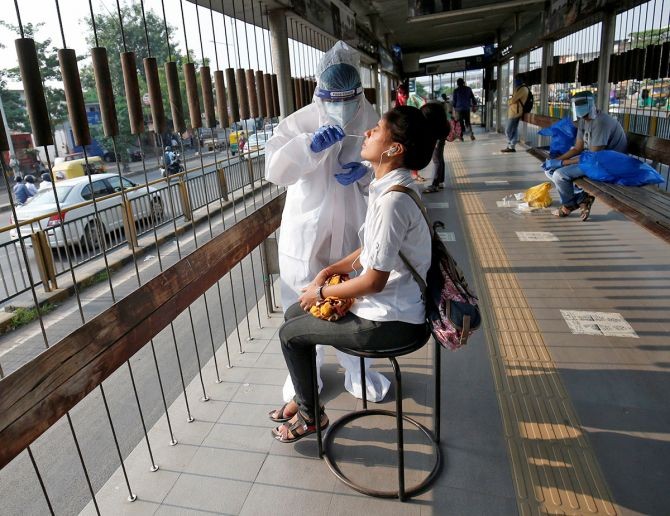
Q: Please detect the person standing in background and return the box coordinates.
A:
[423,102,450,193]
[501,75,530,153]
[452,78,477,141]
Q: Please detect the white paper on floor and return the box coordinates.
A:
[516,231,559,242]
[437,231,456,241]
[426,202,449,208]
[485,180,510,185]
[560,310,638,338]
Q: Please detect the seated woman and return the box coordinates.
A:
[271,105,442,443]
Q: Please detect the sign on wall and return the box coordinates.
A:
[544,0,609,36]
[292,0,356,43]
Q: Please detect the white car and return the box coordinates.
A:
[239,132,270,160]
[10,174,163,250]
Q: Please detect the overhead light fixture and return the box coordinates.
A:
[433,17,486,28]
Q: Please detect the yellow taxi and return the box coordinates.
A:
[52,154,106,180]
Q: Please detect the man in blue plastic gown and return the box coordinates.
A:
[543,91,627,221]
[265,41,390,411]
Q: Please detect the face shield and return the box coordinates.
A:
[317,86,363,126]
[571,93,595,121]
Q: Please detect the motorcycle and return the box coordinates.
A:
[160,152,184,177]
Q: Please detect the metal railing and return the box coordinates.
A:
[0,154,266,306]
[0,190,285,514]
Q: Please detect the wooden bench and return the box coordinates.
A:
[521,113,670,242]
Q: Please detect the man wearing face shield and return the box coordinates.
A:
[265,41,390,415]
[542,91,627,221]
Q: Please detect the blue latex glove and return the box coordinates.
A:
[335,162,368,186]
[310,125,345,153]
[542,158,563,171]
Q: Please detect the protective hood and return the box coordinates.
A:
[313,41,364,127]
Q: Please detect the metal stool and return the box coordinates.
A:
[312,332,441,501]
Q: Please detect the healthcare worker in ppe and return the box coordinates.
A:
[542,91,626,221]
[265,41,390,416]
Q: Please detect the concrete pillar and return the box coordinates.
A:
[372,63,381,116]
[496,62,503,132]
[540,41,553,116]
[512,55,520,81]
[268,9,294,118]
[597,8,616,113]
[512,56,523,140]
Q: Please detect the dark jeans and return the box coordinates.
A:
[457,110,472,136]
[431,139,446,187]
[279,302,428,419]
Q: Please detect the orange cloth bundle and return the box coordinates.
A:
[309,274,354,321]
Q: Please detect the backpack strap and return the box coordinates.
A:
[383,185,432,235]
[382,184,431,297]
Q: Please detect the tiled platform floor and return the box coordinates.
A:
[81,131,670,515]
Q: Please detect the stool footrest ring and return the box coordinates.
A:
[323,409,441,499]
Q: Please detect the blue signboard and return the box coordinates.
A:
[87,110,101,125]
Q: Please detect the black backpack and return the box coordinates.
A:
[384,186,482,350]
[522,87,534,113]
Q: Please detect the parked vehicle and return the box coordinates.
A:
[10,174,163,250]
[102,150,121,162]
[52,155,106,180]
[239,132,270,160]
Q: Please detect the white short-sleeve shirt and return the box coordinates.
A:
[350,168,431,324]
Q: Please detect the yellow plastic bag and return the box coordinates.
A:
[309,274,354,322]
[524,182,553,208]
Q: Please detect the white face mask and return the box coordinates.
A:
[323,99,360,126]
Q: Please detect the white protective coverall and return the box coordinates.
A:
[265,42,390,403]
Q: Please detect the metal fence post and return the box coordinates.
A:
[246,158,255,188]
[31,231,57,292]
[178,178,192,221]
[121,198,139,249]
[216,167,229,201]
[261,236,279,313]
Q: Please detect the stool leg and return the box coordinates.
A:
[360,356,367,410]
[312,347,323,458]
[434,340,441,444]
[390,357,405,501]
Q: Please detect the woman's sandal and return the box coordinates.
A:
[268,401,298,423]
[579,194,595,221]
[271,410,329,444]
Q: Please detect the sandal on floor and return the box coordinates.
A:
[271,410,329,444]
[268,400,298,423]
[552,205,574,218]
[579,194,595,221]
[424,185,439,193]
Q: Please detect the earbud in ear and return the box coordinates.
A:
[387,146,399,156]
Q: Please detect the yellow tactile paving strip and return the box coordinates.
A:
[445,144,618,515]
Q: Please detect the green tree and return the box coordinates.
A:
[0,83,30,133]
[80,3,189,155]
[0,21,69,133]
[629,26,670,49]
[415,81,428,97]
